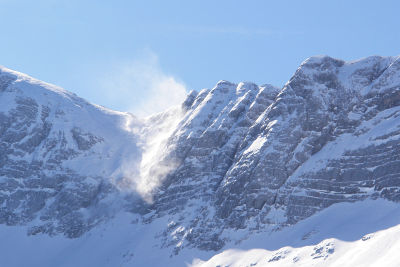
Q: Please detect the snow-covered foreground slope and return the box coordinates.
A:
[192,199,400,267]
[1,54,400,266]
[0,199,399,266]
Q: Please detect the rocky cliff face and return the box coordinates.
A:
[1,55,400,254]
[148,55,400,252]
[0,67,143,238]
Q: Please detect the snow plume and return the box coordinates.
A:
[106,51,188,202]
[117,106,185,203]
[101,50,187,117]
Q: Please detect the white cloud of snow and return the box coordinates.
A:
[111,106,184,203]
[100,50,188,117]
[134,106,184,202]
[99,50,188,202]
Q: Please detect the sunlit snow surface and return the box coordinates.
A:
[191,199,400,267]
[0,199,399,266]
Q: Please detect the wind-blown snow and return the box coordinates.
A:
[98,50,188,116]
[133,106,185,202]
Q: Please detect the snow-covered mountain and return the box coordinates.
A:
[0,55,400,266]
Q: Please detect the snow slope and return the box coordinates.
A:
[192,199,400,267]
[0,199,399,266]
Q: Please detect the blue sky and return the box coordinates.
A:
[1,0,399,115]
